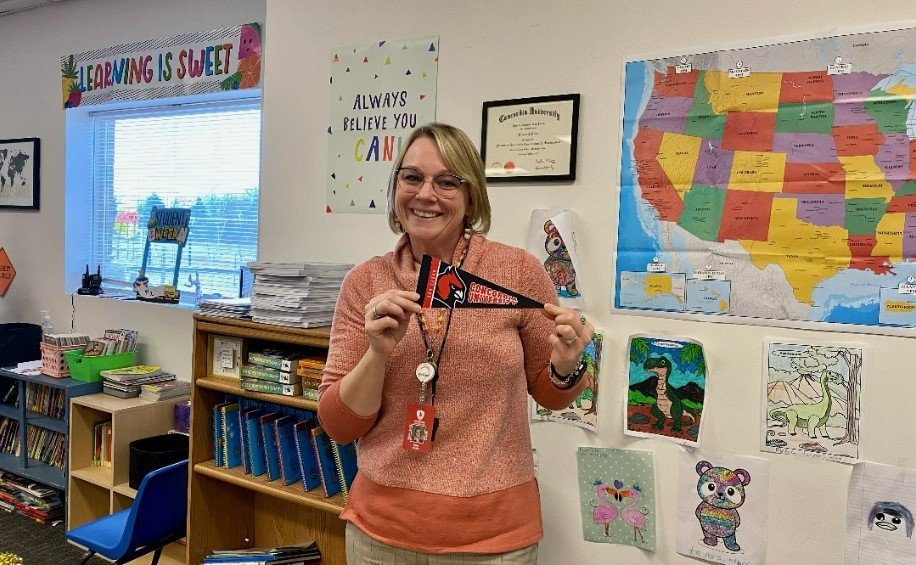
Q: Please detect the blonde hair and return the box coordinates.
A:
[386,123,491,235]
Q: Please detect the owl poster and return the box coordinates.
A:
[677,449,770,565]
[526,209,585,308]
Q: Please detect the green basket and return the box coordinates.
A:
[64,351,137,383]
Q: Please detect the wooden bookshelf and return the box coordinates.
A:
[187,315,345,565]
[68,393,189,565]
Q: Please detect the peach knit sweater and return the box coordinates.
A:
[318,234,586,553]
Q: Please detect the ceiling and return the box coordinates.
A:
[0,0,67,17]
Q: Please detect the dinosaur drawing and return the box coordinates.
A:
[643,356,698,432]
[769,370,843,439]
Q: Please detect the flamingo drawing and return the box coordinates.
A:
[620,485,649,544]
[591,480,620,536]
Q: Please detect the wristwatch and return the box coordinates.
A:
[549,357,587,388]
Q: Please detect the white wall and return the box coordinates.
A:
[2,0,916,563]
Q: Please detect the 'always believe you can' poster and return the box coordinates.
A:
[326,36,439,213]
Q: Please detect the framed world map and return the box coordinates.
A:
[0,137,39,210]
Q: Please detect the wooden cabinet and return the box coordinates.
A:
[187,314,345,565]
[68,393,189,565]
[0,368,100,491]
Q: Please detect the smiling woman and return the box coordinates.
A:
[317,122,595,564]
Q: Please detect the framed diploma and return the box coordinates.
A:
[481,94,580,182]
[209,335,244,380]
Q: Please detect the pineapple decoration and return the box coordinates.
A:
[61,54,81,108]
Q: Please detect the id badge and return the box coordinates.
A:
[402,402,436,453]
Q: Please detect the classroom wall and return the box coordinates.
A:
[2,0,916,563]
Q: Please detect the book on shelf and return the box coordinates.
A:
[309,426,341,497]
[273,415,300,486]
[139,379,190,401]
[240,379,302,397]
[243,408,267,477]
[293,420,321,491]
[260,412,282,481]
[100,365,162,380]
[220,403,242,469]
[102,384,141,399]
[240,364,299,385]
[213,402,234,467]
[92,421,112,467]
[247,351,306,373]
[330,439,358,503]
[236,406,252,474]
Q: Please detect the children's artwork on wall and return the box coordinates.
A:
[532,332,603,431]
[762,341,863,463]
[526,209,585,308]
[577,447,656,551]
[676,449,770,564]
[625,335,706,445]
[846,462,916,563]
[326,36,439,214]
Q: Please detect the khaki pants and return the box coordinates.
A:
[346,522,538,565]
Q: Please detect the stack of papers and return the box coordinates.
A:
[246,262,352,328]
[198,297,251,319]
[139,379,190,401]
[203,540,321,564]
[100,365,177,399]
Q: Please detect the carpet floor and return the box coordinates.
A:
[0,509,108,565]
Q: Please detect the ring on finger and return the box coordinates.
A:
[373,304,382,319]
[564,337,576,345]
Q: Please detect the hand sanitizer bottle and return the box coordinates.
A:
[40,310,54,336]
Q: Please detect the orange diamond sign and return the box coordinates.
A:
[0,248,15,297]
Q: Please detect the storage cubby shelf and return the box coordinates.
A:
[0,367,102,492]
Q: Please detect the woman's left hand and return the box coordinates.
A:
[542,303,594,376]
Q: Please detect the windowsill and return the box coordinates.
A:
[71,292,198,311]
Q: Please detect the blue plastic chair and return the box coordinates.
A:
[67,459,188,565]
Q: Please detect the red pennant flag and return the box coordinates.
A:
[416,255,543,309]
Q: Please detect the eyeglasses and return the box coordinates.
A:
[396,167,466,200]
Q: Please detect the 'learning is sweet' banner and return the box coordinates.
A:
[60,23,262,109]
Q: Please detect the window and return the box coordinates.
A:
[66,95,261,306]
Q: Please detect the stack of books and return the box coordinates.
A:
[0,471,64,525]
[214,397,357,501]
[83,329,139,356]
[246,262,353,328]
[41,333,89,347]
[240,349,305,397]
[203,540,321,564]
[198,297,251,319]
[139,379,191,401]
[296,356,325,401]
[101,365,176,399]
[92,421,112,467]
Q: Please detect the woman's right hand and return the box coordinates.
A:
[364,290,421,357]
